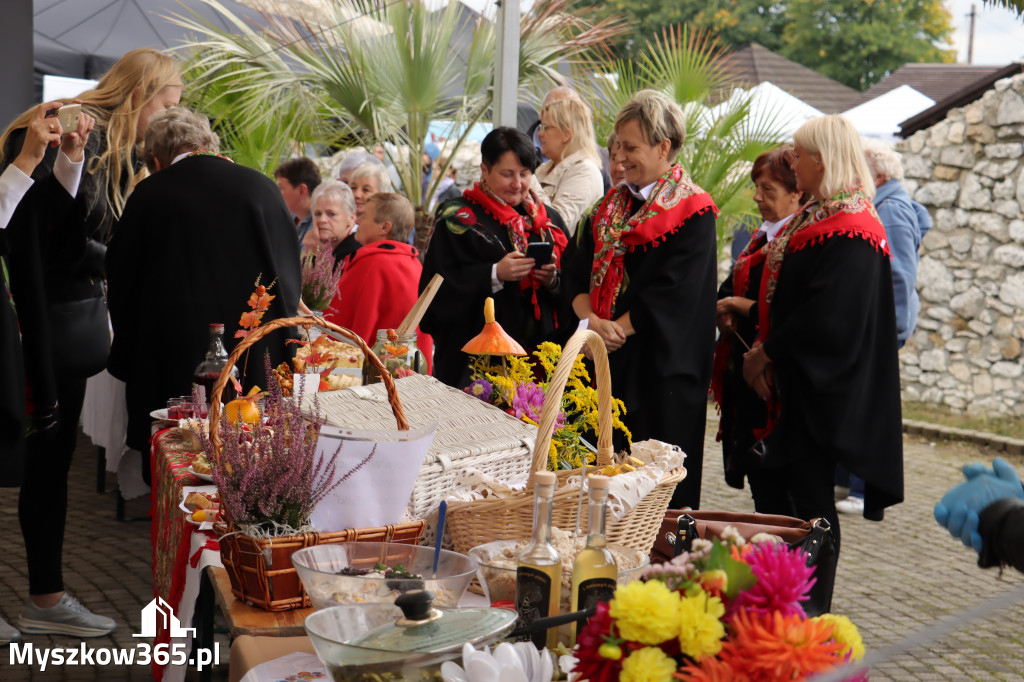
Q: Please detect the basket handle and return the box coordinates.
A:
[527,329,614,486]
[208,315,410,467]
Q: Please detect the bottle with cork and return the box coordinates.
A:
[515,470,561,650]
[570,474,618,643]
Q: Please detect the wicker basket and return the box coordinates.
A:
[208,315,425,611]
[311,374,538,523]
[445,329,685,556]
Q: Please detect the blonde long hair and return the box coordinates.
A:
[792,116,876,200]
[1,48,182,220]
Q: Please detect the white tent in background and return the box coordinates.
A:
[706,81,825,140]
[842,85,935,141]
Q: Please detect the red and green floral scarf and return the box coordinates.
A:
[463,180,568,319]
[588,165,718,319]
[756,186,888,343]
[750,185,889,441]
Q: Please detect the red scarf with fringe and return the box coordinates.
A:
[463,181,567,320]
[588,165,718,319]
[752,186,888,440]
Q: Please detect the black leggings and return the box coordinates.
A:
[18,374,87,595]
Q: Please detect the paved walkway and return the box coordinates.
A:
[1,420,1023,680]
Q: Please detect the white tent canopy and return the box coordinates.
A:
[707,81,825,141]
[841,85,936,141]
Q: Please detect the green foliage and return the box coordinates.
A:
[586,26,786,254]
[577,0,787,58]
[780,0,956,91]
[986,0,1024,15]
[170,0,621,213]
[576,0,955,91]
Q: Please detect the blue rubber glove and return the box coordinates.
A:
[934,457,1024,553]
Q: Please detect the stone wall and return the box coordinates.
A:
[897,72,1024,416]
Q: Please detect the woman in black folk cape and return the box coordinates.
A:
[420,127,569,387]
[566,90,719,510]
[711,146,806,491]
[741,116,904,592]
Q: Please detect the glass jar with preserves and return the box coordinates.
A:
[363,329,428,384]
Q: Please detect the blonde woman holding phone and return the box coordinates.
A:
[0,48,182,639]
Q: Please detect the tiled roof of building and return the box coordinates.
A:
[854,63,1005,106]
[721,43,861,114]
[898,62,1024,137]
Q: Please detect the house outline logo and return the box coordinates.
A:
[133,597,196,638]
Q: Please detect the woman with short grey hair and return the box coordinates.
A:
[349,162,393,220]
[304,178,357,257]
[566,88,718,510]
[142,107,220,172]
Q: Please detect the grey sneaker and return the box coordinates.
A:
[0,615,20,646]
[17,594,117,637]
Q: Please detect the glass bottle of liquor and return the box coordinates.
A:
[570,474,618,644]
[192,323,238,416]
[516,471,561,650]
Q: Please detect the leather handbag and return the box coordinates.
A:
[651,509,836,616]
[47,294,111,377]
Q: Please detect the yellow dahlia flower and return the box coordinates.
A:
[620,646,677,682]
[813,613,866,661]
[678,587,726,660]
[609,580,682,644]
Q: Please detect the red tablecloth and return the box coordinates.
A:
[150,428,220,681]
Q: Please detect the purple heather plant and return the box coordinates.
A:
[300,243,343,312]
[195,353,374,533]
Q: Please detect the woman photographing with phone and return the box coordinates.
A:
[0,47,182,640]
[420,127,569,387]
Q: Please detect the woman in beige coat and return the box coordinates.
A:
[534,97,604,235]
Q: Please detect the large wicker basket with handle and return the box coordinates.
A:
[208,315,425,611]
[445,329,685,556]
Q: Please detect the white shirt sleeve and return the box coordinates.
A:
[491,263,504,293]
[53,150,84,199]
[0,164,35,230]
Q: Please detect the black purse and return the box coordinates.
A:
[47,293,111,377]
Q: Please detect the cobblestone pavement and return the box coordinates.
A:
[1,421,1023,680]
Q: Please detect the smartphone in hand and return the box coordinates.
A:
[525,241,553,266]
[55,104,82,134]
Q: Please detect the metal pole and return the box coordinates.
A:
[967,3,976,65]
[0,0,34,129]
[493,0,520,128]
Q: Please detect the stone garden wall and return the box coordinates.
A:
[897,72,1024,416]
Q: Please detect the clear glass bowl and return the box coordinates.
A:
[304,602,516,682]
[292,542,477,610]
[467,539,649,606]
